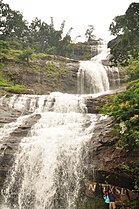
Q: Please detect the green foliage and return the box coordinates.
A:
[44,63,66,77]
[108,35,130,66]
[85,25,96,43]
[0,48,23,61]
[108,3,139,65]
[65,42,96,60]
[0,63,5,69]
[0,40,9,49]
[109,15,126,36]
[118,199,139,209]
[0,0,98,60]
[5,37,27,50]
[120,162,139,192]
[0,75,11,87]
[0,0,29,41]
[100,80,139,191]
[76,197,105,209]
[7,84,26,93]
[101,82,139,151]
[32,53,51,60]
[125,57,139,81]
[126,79,139,90]
[18,48,34,62]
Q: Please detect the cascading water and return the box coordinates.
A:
[0,41,121,209]
[0,93,100,209]
[77,42,120,94]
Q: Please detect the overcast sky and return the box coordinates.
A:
[3,0,138,42]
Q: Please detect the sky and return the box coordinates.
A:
[3,0,138,42]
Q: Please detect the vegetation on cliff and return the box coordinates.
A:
[99,81,139,209]
[100,3,139,193]
[108,2,139,66]
[0,0,139,207]
[0,0,98,61]
[87,7,139,208]
[0,0,99,93]
[101,82,139,194]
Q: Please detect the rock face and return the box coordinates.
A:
[84,115,135,189]
[0,103,41,189]
[0,93,138,193]
[0,58,138,206]
[0,55,128,95]
[82,92,138,191]
[0,57,80,95]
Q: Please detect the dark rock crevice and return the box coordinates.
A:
[0,111,41,189]
[83,115,138,191]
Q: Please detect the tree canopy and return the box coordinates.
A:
[0,0,98,60]
[103,2,139,192]
[108,3,139,66]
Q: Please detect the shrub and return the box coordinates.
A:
[7,84,26,94]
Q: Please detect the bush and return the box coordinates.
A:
[0,75,11,87]
[125,58,139,81]
[100,79,139,191]
[7,84,26,93]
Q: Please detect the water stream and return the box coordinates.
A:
[0,43,121,209]
[0,93,100,209]
[77,42,120,93]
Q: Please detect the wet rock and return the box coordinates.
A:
[0,110,41,188]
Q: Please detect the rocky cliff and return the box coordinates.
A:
[0,56,79,95]
[0,58,138,207]
[0,93,138,195]
[0,54,128,95]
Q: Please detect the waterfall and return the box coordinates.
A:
[0,93,102,209]
[77,42,120,94]
[0,41,122,209]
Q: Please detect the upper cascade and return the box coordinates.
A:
[91,42,110,63]
[77,41,120,94]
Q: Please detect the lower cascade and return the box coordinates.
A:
[0,93,106,209]
[0,43,124,209]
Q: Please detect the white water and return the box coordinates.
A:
[0,93,102,209]
[77,42,120,94]
[0,42,121,209]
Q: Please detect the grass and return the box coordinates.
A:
[0,75,11,87]
[7,84,26,94]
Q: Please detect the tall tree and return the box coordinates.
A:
[85,25,96,42]
[108,3,139,65]
[0,0,29,49]
[29,17,62,53]
[0,0,10,35]
[1,2,28,38]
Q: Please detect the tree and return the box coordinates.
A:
[60,20,66,34]
[28,17,62,54]
[1,1,97,59]
[109,15,127,36]
[1,6,28,38]
[0,0,10,34]
[100,79,139,191]
[108,3,139,65]
[85,25,96,42]
[0,0,29,49]
[18,47,34,63]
